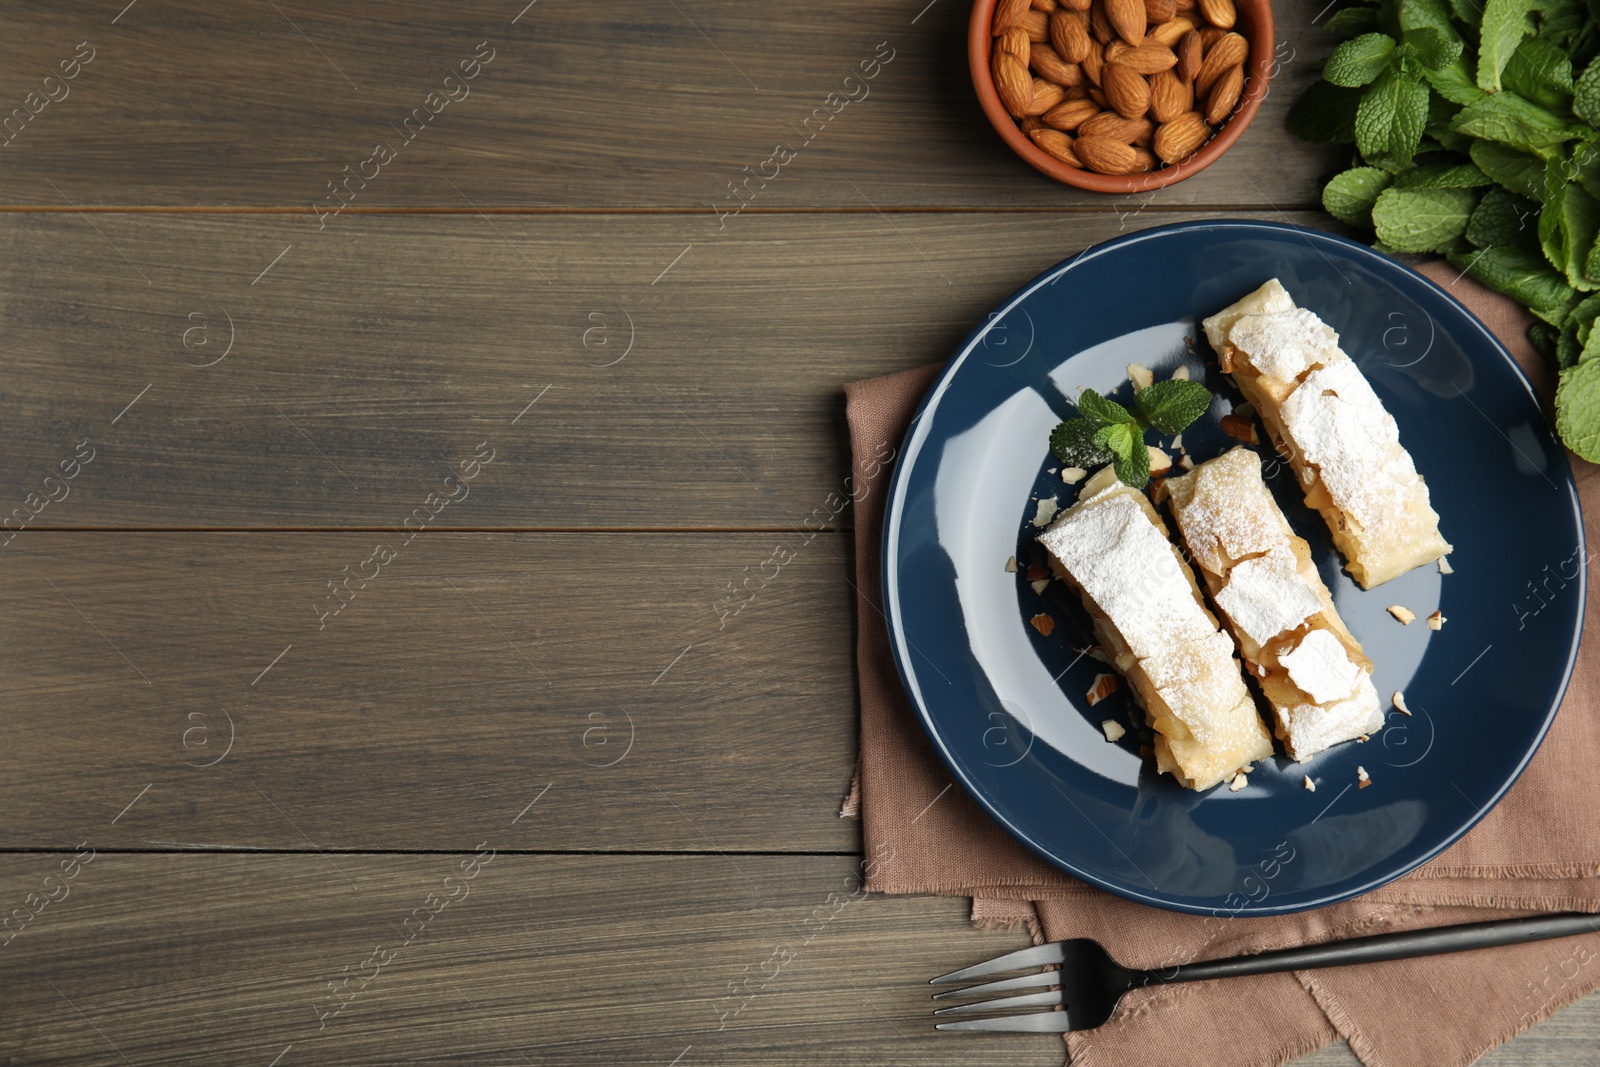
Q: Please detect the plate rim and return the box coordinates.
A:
[879,218,1588,915]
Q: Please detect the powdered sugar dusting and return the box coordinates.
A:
[1214,549,1322,645]
[1279,629,1363,704]
[1228,308,1342,382]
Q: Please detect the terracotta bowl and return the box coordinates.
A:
[969,0,1274,193]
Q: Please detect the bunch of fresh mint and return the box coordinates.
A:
[1291,0,1600,459]
[1050,379,1212,488]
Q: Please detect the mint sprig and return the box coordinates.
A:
[1048,378,1213,489]
[1296,0,1600,461]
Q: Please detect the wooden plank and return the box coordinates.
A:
[0,532,859,851]
[0,209,1326,528]
[1,852,1595,1066]
[0,854,1052,1066]
[0,0,1336,210]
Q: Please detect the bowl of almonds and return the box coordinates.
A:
[970,0,1273,191]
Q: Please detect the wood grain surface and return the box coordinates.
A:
[0,209,1323,529]
[0,1,1334,209]
[0,1,1595,1064]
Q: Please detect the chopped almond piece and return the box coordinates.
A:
[1438,556,1454,575]
[1231,401,1255,420]
[1427,610,1446,630]
[1303,775,1316,792]
[1031,579,1050,594]
[1005,555,1018,573]
[1101,719,1126,742]
[1219,344,1236,372]
[1392,690,1411,716]
[1219,413,1257,443]
[1171,432,1184,450]
[1357,765,1371,788]
[1062,466,1087,484]
[1386,604,1417,625]
[1030,613,1056,636]
[1147,446,1173,475]
[1086,644,1108,662]
[1172,365,1191,380]
[1128,362,1155,391]
[1228,772,1247,792]
[1032,496,1060,527]
[1179,454,1195,470]
[1085,672,1120,705]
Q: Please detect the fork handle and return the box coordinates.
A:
[1141,912,1600,986]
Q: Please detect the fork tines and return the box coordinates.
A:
[931,942,1071,1032]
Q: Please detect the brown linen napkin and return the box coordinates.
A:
[845,262,1600,1067]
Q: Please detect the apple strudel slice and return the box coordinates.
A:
[1038,466,1274,790]
[1202,279,1451,589]
[1160,447,1383,761]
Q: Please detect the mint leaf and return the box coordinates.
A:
[1324,166,1394,226]
[1466,186,1541,248]
[1450,0,1483,27]
[1477,0,1537,92]
[1503,37,1574,112]
[1470,140,1548,199]
[1093,421,1136,461]
[1556,357,1600,460]
[1575,56,1600,128]
[1539,163,1600,289]
[1050,418,1114,467]
[1448,244,1577,316]
[1393,161,1491,188]
[1399,0,1462,40]
[1371,187,1478,251]
[1113,428,1152,489]
[1451,91,1585,159]
[1323,6,1379,35]
[1136,379,1212,434]
[1326,33,1398,86]
[1078,388,1134,425]
[1400,27,1463,70]
[1356,70,1431,167]
[1289,80,1363,143]
[1424,56,1488,105]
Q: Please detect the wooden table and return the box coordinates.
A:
[0,3,1593,1063]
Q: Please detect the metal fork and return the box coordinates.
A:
[931,912,1600,1033]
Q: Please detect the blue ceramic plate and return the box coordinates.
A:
[881,220,1585,916]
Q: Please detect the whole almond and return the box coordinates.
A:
[1028,77,1066,113]
[1147,69,1191,121]
[1102,62,1151,118]
[1022,8,1050,41]
[1205,62,1244,123]
[1105,0,1147,44]
[1029,127,1082,166]
[1042,96,1102,129]
[1144,0,1177,21]
[1197,0,1236,29]
[995,52,1035,117]
[1083,38,1105,83]
[1078,111,1153,143]
[1116,41,1177,73]
[1031,43,1085,85]
[1196,32,1247,94]
[1130,147,1157,171]
[1176,30,1203,80]
[1076,135,1138,173]
[1148,16,1195,46]
[1032,0,1059,10]
[997,28,1031,62]
[1153,110,1210,162]
[994,0,1031,32]
[1051,10,1092,62]
[1089,2,1115,43]
[1199,25,1226,48]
